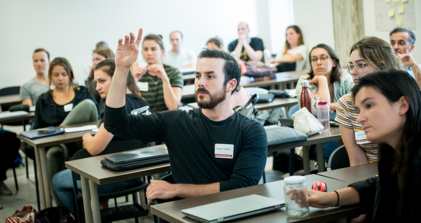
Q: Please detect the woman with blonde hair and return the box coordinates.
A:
[335,36,403,167]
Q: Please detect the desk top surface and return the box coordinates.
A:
[0,94,20,105]
[151,174,362,223]
[16,120,101,148]
[0,111,35,124]
[65,145,171,184]
[318,163,378,183]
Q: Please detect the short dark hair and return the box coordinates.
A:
[96,41,108,48]
[143,34,165,50]
[33,48,50,61]
[206,37,224,48]
[198,48,241,94]
[170,31,183,39]
[390,27,416,45]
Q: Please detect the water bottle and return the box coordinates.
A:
[317,100,330,132]
[284,176,310,217]
[300,80,312,114]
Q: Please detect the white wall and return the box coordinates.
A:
[292,0,335,54]
[0,0,261,89]
[363,0,421,62]
[267,0,294,54]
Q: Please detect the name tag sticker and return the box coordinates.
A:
[64,103,73,112]
[137,82,148,91]
[215,144,234,159]
[355,131,371,145]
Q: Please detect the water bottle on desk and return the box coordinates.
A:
[317,100,330,132]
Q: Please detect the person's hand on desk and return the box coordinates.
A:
[146,180,177,204]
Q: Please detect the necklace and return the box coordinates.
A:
[148,74,159,85]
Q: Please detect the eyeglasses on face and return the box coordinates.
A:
[390,40,411,46]
[347,62,367,74]
[311,55,331,63]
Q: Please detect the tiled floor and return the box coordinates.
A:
[0,125,290,222]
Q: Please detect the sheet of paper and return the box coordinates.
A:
[64,125,98,133]
[396,17,403,26]
[389,8,395,17]
[402,0,408,2]
[393,0,400,2]
[385,0,391,3]
[398,4,405,13]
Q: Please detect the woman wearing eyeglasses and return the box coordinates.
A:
[336,37,403,167]
[296,44,353,115]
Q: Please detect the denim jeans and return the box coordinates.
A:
[53,169,142,214]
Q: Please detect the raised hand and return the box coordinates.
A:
[115,28,143,68]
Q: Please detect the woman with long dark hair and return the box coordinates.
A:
[289,70,421,222]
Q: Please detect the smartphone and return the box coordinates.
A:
[38,128,56,134]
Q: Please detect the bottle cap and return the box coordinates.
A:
[284,176,305,184]
[318,100,328,105]
[301,80,309,87]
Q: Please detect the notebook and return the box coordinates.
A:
[182,194,284,223]
[104,146,168,164]
[20,126,65,139]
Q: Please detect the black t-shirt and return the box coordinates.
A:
[104,106,267,192]
[33,86,100,129]
[228,37,265,62]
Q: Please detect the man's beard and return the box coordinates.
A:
[195,87,226,109]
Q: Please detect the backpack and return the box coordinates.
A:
[35,207,75,223]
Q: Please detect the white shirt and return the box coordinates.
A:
[163,49,197,68]
[276,45,307,71]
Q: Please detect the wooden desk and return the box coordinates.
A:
[318,163,378,183]
[181,70,306,99]
[268,127,342,175]
[0,94,20,106]
[16,120,101,209]
[151,174,363,223]
[65,145,171,223]
[188,98,298,111]
[0,111,35,125]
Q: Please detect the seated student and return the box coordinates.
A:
[105,29,267,203]
[267,25,307,72]
[289,70,421,222]
[20,48,50,107]
[163,31,197,69]
[85,46,115,114]
[83,41,109,77]
[0,129,21,196]
[33,57,100,207]
[131,34,183,112]
[53,59,148,213]
[296,44,353,115]
[228,22,264,62]
[390,27,421,87]
[206,37,250,108]
[335,37,403,166]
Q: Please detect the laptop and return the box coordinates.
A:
[104,146,168,164]
[181,194,284,223]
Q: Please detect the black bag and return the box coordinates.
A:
[9,104,30,112]
[256,94,275,103]
[233,94,269,125]
[101,156,169,171]
[268,89,290,98]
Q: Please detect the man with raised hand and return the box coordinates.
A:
[104,29,267,203]
[390,27,421,88]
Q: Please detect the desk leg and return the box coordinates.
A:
[81,176,93,223]
[33,146,46,209]
[316,143,325,173]
[302,146,311,175]
[38,147,52,208]
[89,180,101,223]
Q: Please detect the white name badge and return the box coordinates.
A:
[355,131,371,145]
[215,144,234,159]
[64,103,73,112]
[137,82,148,91]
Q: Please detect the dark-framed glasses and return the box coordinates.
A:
[347,62,367,74]
[391,40,411,46]
[311,55,331,63]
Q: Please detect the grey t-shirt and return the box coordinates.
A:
[19,78,49,105]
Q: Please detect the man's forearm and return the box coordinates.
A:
[411,64,421,89]
[243,43,262,62]
[174,182,220,199]
[233,43,242,59]
[106,66,129,108]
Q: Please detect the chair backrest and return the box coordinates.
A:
[327,145,350,171]
[288,104,300,118]
[0,86,20,96]
[263,49,271,63]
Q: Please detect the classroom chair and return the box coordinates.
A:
[327,145,350,171]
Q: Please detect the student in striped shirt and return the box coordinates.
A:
[131,34,184,112]
[336,37,403,166]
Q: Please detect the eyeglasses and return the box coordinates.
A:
[347,62,367,74]
[311,55,331,63]
[390,40,411,46]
